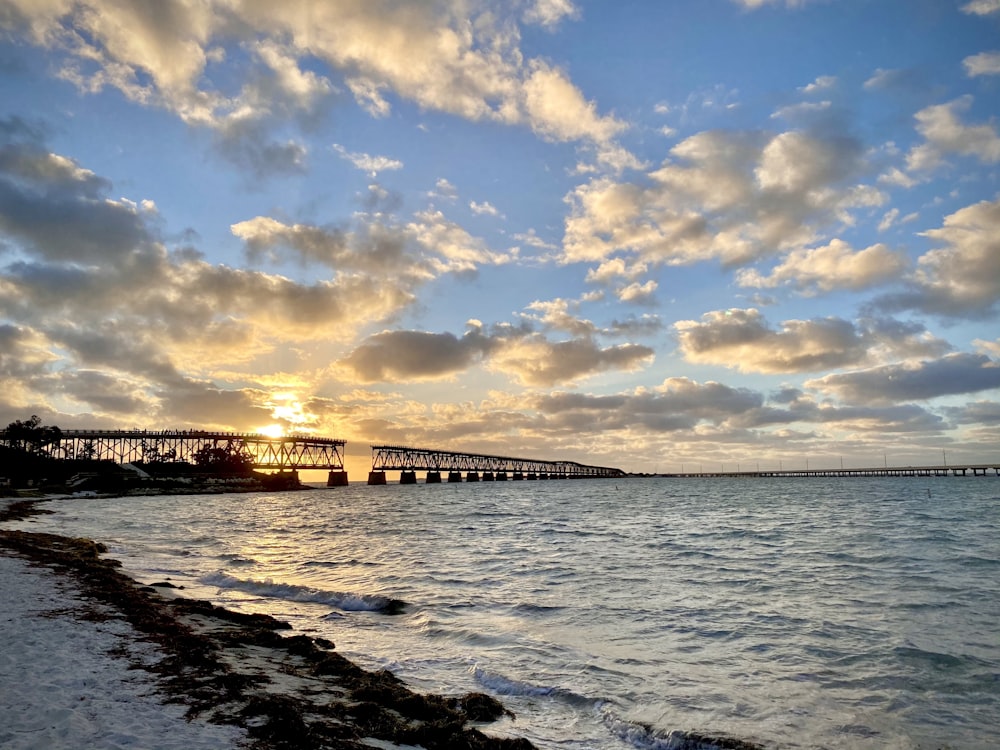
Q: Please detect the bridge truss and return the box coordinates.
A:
[370,444,625,478]
[1,429,345,471]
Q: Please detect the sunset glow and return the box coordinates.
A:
[257,424,286,439]
[1,2,998,472]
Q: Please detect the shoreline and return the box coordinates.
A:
[0,497,534,750]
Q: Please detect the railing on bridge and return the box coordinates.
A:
[0,429,346,471]
[368,444,625,484]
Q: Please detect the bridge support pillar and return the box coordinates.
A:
[512,472,524,481]
[482,472,494,481]
[367,471,386,485]
[447,471,462,483]
[466,472,479,482]
[400,471,417,484]
[327,471,349,487]
[526,473,537,480]
[496,471,508,481]
[426,471,442,483]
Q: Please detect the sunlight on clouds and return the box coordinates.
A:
[3,1,999,468]
[522,61,627,143]
[256,423,285,438]
[6,0,627,155]
[522,0,579,28]
[564,126,881,267]
[332,144,403,175]
[907,97,1000,171]
[675,308,870,374]
[736,240,907,295]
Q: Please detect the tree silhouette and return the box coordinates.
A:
[3,415,62,455]
[192,443,254,474]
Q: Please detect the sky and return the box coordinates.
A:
[1,0,999,476]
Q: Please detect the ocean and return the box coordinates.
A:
[17,477,1000,749]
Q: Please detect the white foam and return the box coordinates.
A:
[201,570,397,611]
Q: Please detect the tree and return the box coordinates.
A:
[3,415,62,455]
[192,443,254,475]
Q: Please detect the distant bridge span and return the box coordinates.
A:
[368,444,625,483]
[0,429,346,472]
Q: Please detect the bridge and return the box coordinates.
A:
[659,463,1000,478]
[367,444,626,484]
[0,429,348,482]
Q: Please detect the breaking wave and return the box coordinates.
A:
[600,706,763,750]
[200,571,405,614]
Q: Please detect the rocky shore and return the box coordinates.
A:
[0,498,534,750]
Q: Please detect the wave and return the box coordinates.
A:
[472,666,597,708]
[216,553,257,566]
[600,706,763,750]
[472,672,765,750]
[200,571,405,614]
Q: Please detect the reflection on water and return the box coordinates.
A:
[18,477,1000,750]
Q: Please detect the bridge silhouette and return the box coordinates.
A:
[367,444,626,484]
[0,429,347,478]
[0,429,624,486]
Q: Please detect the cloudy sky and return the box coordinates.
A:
[2,0,999,474]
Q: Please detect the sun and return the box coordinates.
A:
[257,423,285,439]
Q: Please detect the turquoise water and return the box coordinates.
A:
[17,477,1000,749]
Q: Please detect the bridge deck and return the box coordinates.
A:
[370,444,625,478]
[660,464,999,478]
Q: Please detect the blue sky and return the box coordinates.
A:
[1,0,999,474]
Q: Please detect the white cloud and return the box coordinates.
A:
[675,308,870,374]
[736,239,907,294]
[489,335,653,387]
[616,280,657,303]
[585,258,648,284]
[961,0,1000,15]
[731,0,813,9]
[912,199,1000,313]
[771,101,831,122]
[800,75,836,93]
[407,209,516,273]
[470,200,502,217]
[332,144,403,175]
[562,127,882,267]
[878,166,919,189]
[521,60,627,144]
[974,338,1000,357]
[430,178,459,201]
[522,0,580,28]
[907,96,1000,171]
[522,297,596,336]
[875,198,1000,318]
[878,209,899,233]
[963,51,1000,77]
[3,0,627,165]
[675,309,949,376]
[513,228,557,251]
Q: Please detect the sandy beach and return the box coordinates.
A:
[0,497,533,750]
